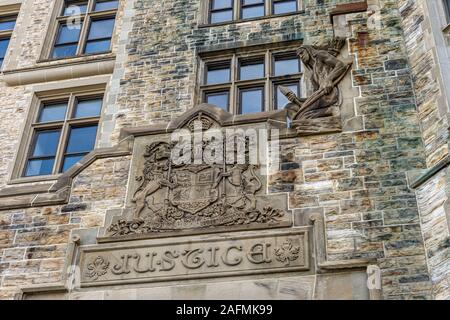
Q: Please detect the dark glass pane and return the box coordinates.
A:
[94,0,119,11]
[240,88,263,114]
[62,154,85,172]
[0,38,10,59]
[210,10,233,23]
[25,158,55,176]
[32,131,61,157]
[243,0,264,4]
[38,103,68,122]
[242,5,264,19]
[206,65,230,84]
[206,92,229,110]
[66,125,98,154]
[52,44,78,58]
[0,58,3,68]
[87,19,115,40]
[84,39,111,54]
[239,61,264,80]
[63,2,88,16]
[56,25,81,44]
[276,83,299,109]
[0,20,16,31]
[274,57,299,76]
[74,99,103,118]
[273,0,297,15]
[211,0,233,10]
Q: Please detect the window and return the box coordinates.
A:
[199,48,301,114]
[207,0,300,24]
[239,87,264,113]
[23,93,104,177]
[205,91,230,110]
[50,0,118,59]
[272,0,297,15]
[274,54,300,76]
[0,14,17,68]
[206,62,231,84]
[239,59,264,80]
[275,82,299,109]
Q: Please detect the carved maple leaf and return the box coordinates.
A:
[86,256,110,280]
[274,239,301,266]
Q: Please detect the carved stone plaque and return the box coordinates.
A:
[101,106,292,240]
[80,229,310,287]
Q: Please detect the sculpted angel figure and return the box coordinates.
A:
[280,37,352,121]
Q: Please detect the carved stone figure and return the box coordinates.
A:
[132,141,172,220]
[280,37,352,133]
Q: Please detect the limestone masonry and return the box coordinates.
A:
[0,0,448,300]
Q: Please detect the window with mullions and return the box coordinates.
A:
[23,95,104,177]
[51,0,118,59]
[0,14,17,68]
[200,49,301,114]
[210,0,234,24]
[207,0,299,24]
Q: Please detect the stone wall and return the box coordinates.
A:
[416,168,450,300]
[398,0,449,168]
[397,0,450,299]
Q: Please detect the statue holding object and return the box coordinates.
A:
[280,37,352,130]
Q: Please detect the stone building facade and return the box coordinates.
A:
[0,0,448,300]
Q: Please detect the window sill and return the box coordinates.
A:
[199,10,305,28]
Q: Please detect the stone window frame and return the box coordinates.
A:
[198,44,303,114]
[40,0,118,62]
[201,0,303,26]
[0,4,20,70]
[10,84,107,184]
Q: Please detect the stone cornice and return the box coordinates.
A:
[1,55,115,86]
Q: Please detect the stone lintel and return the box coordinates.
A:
[2,55,115,86]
